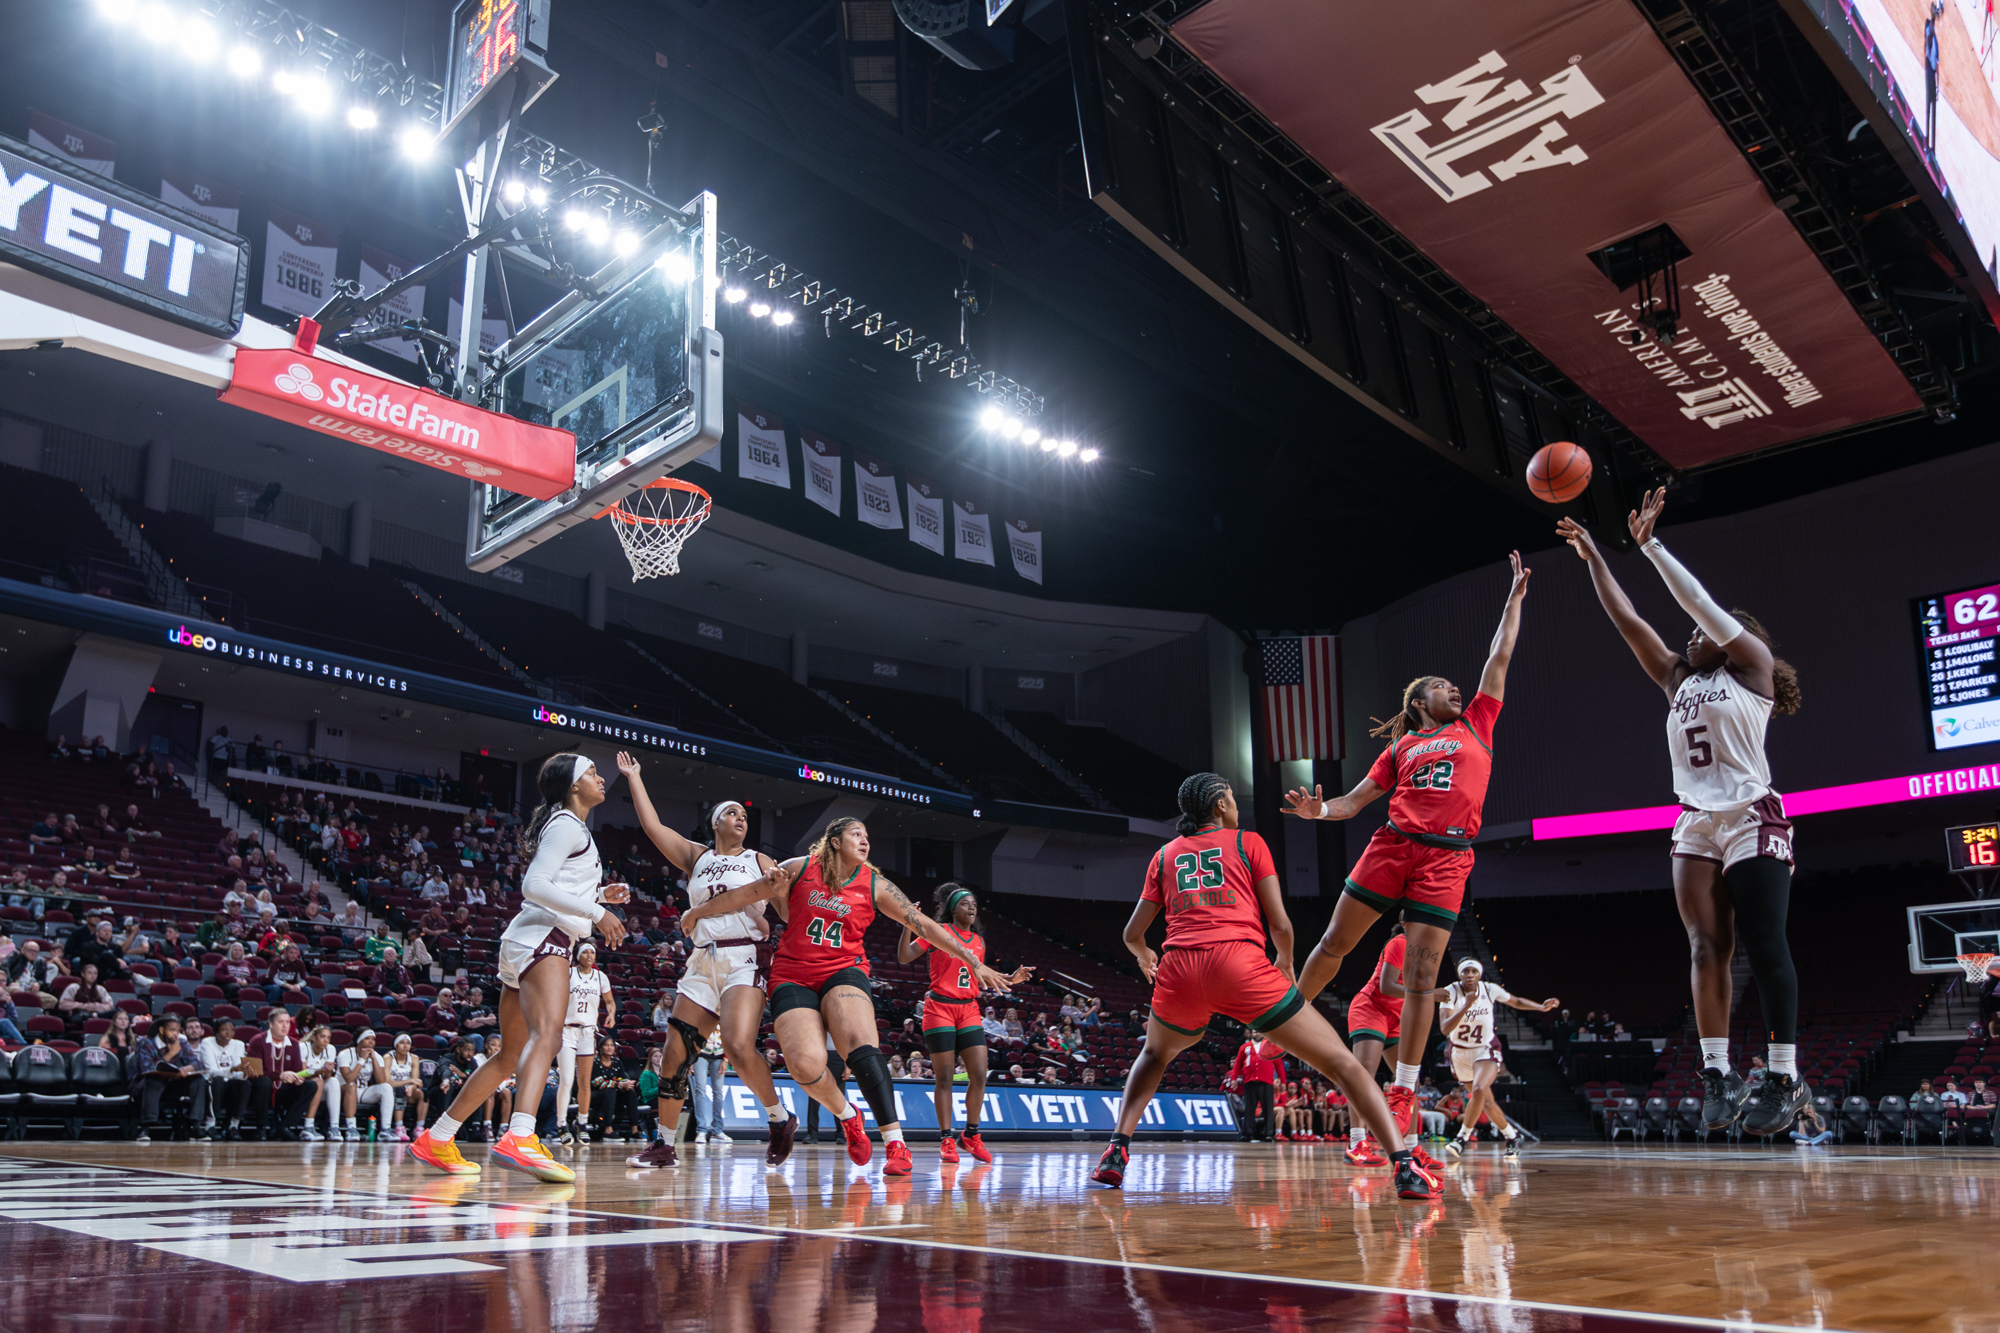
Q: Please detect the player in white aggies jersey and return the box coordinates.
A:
[1559,492,1808,1139]
[1438,960,1557,1157]
[555,943,613,1143]
[614,752,798,1170]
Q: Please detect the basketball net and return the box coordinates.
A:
[600,477,711,580]
[1958,952,1996,984]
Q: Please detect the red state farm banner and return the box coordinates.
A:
[1170,0,1922,467]
[220,349,574,499]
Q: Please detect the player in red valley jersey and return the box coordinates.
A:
[898,883,1034,1164]
[1092,773,1438,1201]
[1343,922,1454,1166]
[1284,551,1530,1170]
[681,817,1014,1177]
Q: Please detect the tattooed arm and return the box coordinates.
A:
[872,874,1015,992]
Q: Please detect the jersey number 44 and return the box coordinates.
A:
[803,917,846,949]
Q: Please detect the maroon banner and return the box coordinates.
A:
[221,349,574,499]
[1171,0,1921,466]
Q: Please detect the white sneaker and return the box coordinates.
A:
[134,1129,151,1144]
[300,1126,323,1141]
[342,1125,358,1142]
[708,1129,732,1144]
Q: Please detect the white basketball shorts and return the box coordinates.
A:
[1671,793,1794,872]
[676,943,761,1016]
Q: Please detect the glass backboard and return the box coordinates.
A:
[466,190,721,572]
[1906,899,2000,972]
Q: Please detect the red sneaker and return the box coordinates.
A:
[938,1132,960,1164]
[1092,1141,1128,1188]
[959,1130,993,1163]
[1345,1140,1389,1167]
[838,1112,872,1166]
[1395,1154,1441,1201]
[1384,1085,1420,1139]
[1412,1144,1445,1175]
[883,1139,913,1176]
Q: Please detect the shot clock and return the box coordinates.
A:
[438,0,558,159]
[1947,822,2000,873]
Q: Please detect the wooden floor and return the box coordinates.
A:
[0,1138,1993,1332]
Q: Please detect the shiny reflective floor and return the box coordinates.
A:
[1,1139,1993,1332]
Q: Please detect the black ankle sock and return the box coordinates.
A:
[1389,1148,1413,1163]
[1110,1132,1132,1149]
[963,1123,978,1135]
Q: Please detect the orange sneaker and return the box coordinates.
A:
[1344,1139,1388,1167]
[492,1131,576,1183]
[1384,1085,1419,1139]
[883,1139,913,1176]
[409,1127,481,1175]
[938,1132,960,1164]
[959,1130,992,1163]
[838,1111,873,1165]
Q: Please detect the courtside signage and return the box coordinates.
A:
[1533,758,2000,840]
[221,349,575,499]
[0,132,248,336]
[717,1076,1237,1136]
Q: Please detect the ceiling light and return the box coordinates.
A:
[226,44,262,77]
[613,230,640,256]
[563,209,588,232]
[346,104,379,130]
[585,217,610,245]
[1019,426,1042,445]
[1039,436,1058,453]
[722,286,746,303]
[138,3,174,42]
[96,0,137,22]
[291,75,332,116]
[979,405,1004,431]
[528,185,548,205]
[502,179,526,204]
[1079,447,1100,462]
[771,309,795,326]
[397,124,433,159]
[657,251,695,283]
[748,301,771,318]
[999,417,1022,439]
[1056,439,1078,458]
[271,68,299,94]
[178,18,218,60]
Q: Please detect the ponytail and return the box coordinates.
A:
[1731,612,1802,715]
[1175,772,1230,837]
[1368,677,1434,741]
[806,816,877,884]
[932,881,983,937]
[524,752,589,854]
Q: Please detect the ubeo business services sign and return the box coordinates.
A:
[0,132,248,336]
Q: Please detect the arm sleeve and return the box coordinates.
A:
[1642,539,1744,646]
[520,818,606,925]
[1243,833,1277,881]
[1367,743,1399,792]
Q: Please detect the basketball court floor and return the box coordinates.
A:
[1,1139,1990,1332]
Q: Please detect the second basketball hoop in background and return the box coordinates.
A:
[600,476,712,580]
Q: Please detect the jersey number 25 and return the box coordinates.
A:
[1173,848,1225,893]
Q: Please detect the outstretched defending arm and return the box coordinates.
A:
[1627,488,1773,691]
[1502,993,1561,1013]
[1475,551,1532,702]
[614,752,705,875]
[1282,777,1386,822]
[1556,517,1683,693]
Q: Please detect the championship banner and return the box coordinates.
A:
[261,206,338,320]
[221,349,574,499]
[906,473,946,555]
[358,247,423,364]
[802,430,842,515]
[954,497,995,566]
[446,296,509,357]
[853,450,903,530]
[736,404,791,489]
[1005,516,1043,585]
[160,167,239,233]
[1169,0,1924,466]
[713,1075,1240,1137]
[28,111,114,178]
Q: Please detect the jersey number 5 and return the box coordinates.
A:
[804,917,845,949]
[1411,760,1455,790]
[1173,848,1225,894]
[1684,725,1713,769]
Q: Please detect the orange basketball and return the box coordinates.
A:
[1526,441,1592,504]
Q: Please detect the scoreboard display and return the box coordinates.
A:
[1917,582,2000,751]
[1947,822,2000,874]
[440,0,556,153]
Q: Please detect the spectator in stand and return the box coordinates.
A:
[1416,1078,1449,1139]
[5,868,44,920]
[245,1009,309,1140]
[27,812,62,848]
[1079,997,1104,1028]
[106,850,137,881]
[216,943,258,1001]
[197,1017,250,1139]
[336,901,368,937]
[420,868,450,902]
[154,924,189,966]
[1228,1035,1282,1142]
[0,992,25,1046]
[267,944,312,1002]
[1940,1079,1969,1109]
[196,911,233,953]
[458,986,496,1053]
[650,989,675,1032]
[1038,1066,1063,1086]
[463,879,488,907]
[1002,1008,1024,1041]
[59,814,86,845]
[362,927,394,965]
[888,1054,908,1079]
[403,931,434,975]
[982,1006,1007,1041]
[8,940,62,1010]
[1439,1084,1468,1135]
[49,734,72,761]
[1915,1078,1937,1099]
[257,918,301,959]
[370,947,414,1000]
[427,983,463,1038]
[133,1015,207,1141]
[59,962,114,1022]
[98,1007,137,1055]
[123,804,160,841]
[1059,994,1084,1024]
[207,726,232,784]
[162,761,186,794]
[222,881,249,917]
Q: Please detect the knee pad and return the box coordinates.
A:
[661,1017,703,1100]
[846,1044,898,1127]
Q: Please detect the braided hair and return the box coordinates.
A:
[1368,676,1437,741]
[1175,772,1231,837]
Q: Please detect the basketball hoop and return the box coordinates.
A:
[1958,952,1996,983]
[597,476,712,580]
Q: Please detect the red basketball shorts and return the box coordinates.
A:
[1346,991,1402,1045]
[1150,939,1303,1036]
[1342,827,1472,930]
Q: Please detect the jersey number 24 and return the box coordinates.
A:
[804,917,845,949]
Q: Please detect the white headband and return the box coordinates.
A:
[571,754,593,786]
[1458,959,1483,976]
[710,801,746,825]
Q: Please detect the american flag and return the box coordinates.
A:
[1259,636,1342,761]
